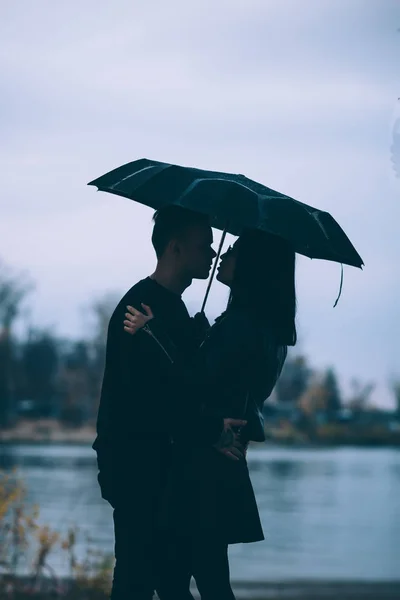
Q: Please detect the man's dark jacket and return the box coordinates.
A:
[92,277,219,504]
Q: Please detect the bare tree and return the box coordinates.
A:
[347,379,375,412]
[323,368,342,413]
[22,330,59,418]
[0,259,34,427]
[0,260,34,330]
[390,379,400,417]
[275,353,312,405]
[89,293,120,348]
[81,292,120,421]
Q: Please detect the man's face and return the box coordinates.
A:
[177,224,216,280]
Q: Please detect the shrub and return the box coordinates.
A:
[0,470,113,598]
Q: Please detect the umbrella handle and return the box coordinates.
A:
[201,226,228,313]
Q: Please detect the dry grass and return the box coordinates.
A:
[0,469,113,598]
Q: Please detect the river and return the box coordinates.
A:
[1,444,399,582]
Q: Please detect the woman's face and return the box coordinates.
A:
[216,242,239,287]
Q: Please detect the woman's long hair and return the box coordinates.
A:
[229,228,297,347]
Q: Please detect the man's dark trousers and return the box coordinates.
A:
[98,438,191,600]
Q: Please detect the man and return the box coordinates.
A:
[93,206,245,600]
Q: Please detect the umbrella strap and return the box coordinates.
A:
[201,226,228,313]
[333,263,344,308]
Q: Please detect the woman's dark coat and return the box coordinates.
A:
[150,307,286,544]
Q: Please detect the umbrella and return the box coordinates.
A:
[88,158,364,308]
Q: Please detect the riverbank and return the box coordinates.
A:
[3,579,400,600]
[226,581,400,599]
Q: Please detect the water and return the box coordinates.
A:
[1,444,399,582]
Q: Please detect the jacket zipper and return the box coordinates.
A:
[142,324,174,363]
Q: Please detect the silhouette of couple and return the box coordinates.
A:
[92,206,297,599]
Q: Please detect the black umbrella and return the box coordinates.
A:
[88,158,363,308]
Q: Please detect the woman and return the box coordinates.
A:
[124,229,297,600]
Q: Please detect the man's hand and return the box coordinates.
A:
[214,418,247,461]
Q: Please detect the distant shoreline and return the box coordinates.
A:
[1,418,399,448]
[0,419,96,445]
[1,437,400,451]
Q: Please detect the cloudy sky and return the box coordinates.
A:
[1,0,399,407]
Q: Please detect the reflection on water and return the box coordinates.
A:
[1,444,399,582]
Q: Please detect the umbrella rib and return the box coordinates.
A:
[108,164,170,189]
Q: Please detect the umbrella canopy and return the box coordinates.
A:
[88,158,363,269]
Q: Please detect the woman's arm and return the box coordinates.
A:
[198,310,255,396]
[124,305,210,349]
[198,311,268,447]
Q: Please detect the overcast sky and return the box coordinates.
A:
[1,0,399,407]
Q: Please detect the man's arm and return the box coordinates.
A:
[96,289,177,440]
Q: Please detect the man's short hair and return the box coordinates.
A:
[151,206,209,258]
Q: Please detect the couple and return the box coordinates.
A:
[92,205,297,600]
